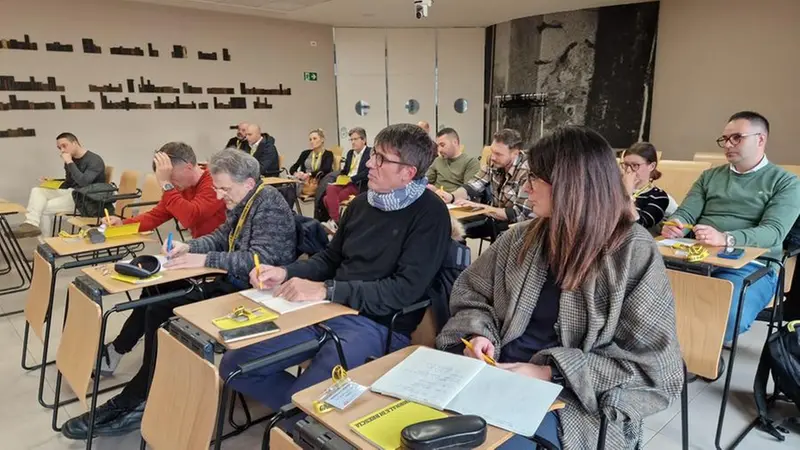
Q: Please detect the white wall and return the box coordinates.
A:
[0,0,336,204]
[651,0,800,163]
[334,27,485,156]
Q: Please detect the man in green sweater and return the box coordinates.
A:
[426,128,480,193]
[662,111,800,344]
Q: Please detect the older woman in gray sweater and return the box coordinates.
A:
[61,149,297,441]
[437,126,683,449]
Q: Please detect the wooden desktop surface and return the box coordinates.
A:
[0,202,26,215]
[82,264,226,295]
[448,205,490,221]
[263,177,298,185]
[43,235,152,257]
[657,239,767,270]
[173,292,357,350]
[292,345,512,450]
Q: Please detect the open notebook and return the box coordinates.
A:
[371,347,563,437]
[240,288,328,314]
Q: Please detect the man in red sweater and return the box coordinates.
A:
[104,142,225,237]
[99,141,226,375]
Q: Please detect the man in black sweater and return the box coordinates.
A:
[220,123,451,410]
[244,123,280,177]
[13,132,106,238]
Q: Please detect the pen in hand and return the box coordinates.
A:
[461,338,497,366]
[166,232,173,260]
[254,253,262,290]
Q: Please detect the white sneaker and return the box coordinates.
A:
[322,220,338,236]
[99,343,123,376]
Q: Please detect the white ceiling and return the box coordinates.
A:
[123,0,654,27]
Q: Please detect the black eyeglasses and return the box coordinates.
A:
[620,162,642,171]
[716,132,761,148]
[370,152,415,168]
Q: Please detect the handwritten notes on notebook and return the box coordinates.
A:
[240,288,328,314]
[371,347,562,437]
[657,238,697,247]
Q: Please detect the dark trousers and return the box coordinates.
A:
[116,278,241,406]
[464,218,508,241]
[112,282,191,353]
[220,315,410,411]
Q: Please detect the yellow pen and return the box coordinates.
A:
[461,338,497,366]
[104,208,111,225]
[254,253,262,290]
[663,221,694,230]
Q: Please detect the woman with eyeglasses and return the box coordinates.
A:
[437,126,683,449]
[621,142,676,230]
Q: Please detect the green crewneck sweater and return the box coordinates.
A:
[669,162,800,258]
[426,152,481,192]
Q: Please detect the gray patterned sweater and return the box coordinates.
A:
[437,221,683,449]
[189,184,296,281]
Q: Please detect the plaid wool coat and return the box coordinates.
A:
[437,221,684,449]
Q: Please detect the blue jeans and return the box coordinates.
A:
[497,412,561,449]
[713,262,777,343]
[220,315,410,411]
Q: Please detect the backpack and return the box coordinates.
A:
[71,183,117,217]
[786,214,800,248]
[425,240,472,331]
[753,320,800,441]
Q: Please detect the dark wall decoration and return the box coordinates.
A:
[46,42,73,52]
[171,45,187,59]
[253,97,273,109]
[490,1,659,148]
[0,34,37,50]
[207,87,235,95]
[0,128,36,138]
[61,95,95,110]
[183,82,202,94]
[0,95,56,111]
[89,83,123,93]
[213,97,247,109]
[0,76,64,92]
[147,43,159,57]
[110,45,145,56]
[240,83,291,96]
[82,38,101,54]
[100,93,151,110]
[134,77,179,94]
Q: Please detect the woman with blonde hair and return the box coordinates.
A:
[437,126,683,449]
[290,128,334,182]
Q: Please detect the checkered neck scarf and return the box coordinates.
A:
[367,177,428,212]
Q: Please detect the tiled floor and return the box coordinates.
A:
[1,223,799,449]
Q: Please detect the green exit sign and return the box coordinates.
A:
[304,72,318,82]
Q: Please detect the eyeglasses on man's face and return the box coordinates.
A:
[716,132,761,148]
[369,152,415,168]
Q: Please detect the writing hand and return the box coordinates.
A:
[162,240,190,258]
[464,336,495,361]
[661,218,685,238]
[163,253,207,269]
[249,265,287,290]
[102,216,123,227]
[275,278,326,302]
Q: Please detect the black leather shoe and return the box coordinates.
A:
[62,396,145,440]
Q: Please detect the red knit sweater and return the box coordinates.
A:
[124,170,226,238]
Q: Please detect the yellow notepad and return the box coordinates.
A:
[334,175,351,186]
[110,273,163,285]
[40,179,64,189]
[104,222,140,238]
[350,400,447,450]
[211,306,278,330]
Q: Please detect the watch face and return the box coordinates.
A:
[163,183,174,190]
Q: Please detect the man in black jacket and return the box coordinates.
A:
[244,123,280,177]
[225,121,250,152]
[219,123,451,411]
[321,127,371,231]
[13,132,106,238]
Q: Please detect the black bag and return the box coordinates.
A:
[71,183,117,217]
[753,320,800,441]
[424,240,471,331]
[294,215,328,258]
[787,214,800,248]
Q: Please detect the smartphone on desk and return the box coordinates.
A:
[219,321,280,343]
[717,248,745,259]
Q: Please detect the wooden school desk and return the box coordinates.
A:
[657,239,767,270]
[50,264,225,450]
[292,345,513,450]
[448,205,490,222]
[21,234,154,408]
[0,201,33,303]
[172,292,357,449]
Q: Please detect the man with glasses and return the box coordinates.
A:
[219,123,452,411]
[663,111,800,345]
[321,127,371,233]
[98,142,226,376]
[62,149,297,440]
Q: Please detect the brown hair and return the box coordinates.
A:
[520,126,634,291]
[623,142,661,180]
[492,128,523,150]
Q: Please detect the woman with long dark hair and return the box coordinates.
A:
[437,126,683,449]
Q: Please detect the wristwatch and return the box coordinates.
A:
[324,279,336,301]
[548,358,565,386]
[162,183,175,192]
[724,232,736,249]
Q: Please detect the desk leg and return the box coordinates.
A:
[714,283,750,450]
[0,216,32,306]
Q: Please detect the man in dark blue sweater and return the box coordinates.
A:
[220,123,452,410]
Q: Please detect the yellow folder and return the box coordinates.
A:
[334,175,351,186]
[110,273,163,285]
[211,307,278,331]
[40,179,64,189]
[104,222,140,238]
[349,400,447,450]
